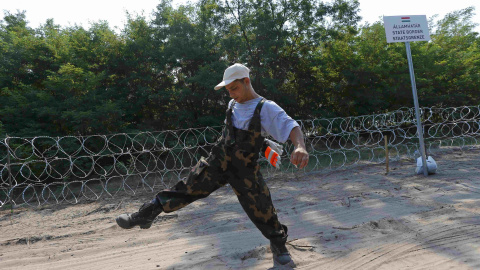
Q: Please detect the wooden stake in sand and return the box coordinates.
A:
[385,135,389,174]
[6,136,14,220]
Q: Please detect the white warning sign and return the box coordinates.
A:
[383,15,430,43]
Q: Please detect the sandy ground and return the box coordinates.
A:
[1,147,480,270]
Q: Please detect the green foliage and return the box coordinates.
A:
[417,7,480,107]
[0,3,479,138]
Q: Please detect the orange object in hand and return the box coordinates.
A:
[265,146,280,167]
[263,139,283,169]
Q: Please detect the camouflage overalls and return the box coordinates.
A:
[155,98,287,240]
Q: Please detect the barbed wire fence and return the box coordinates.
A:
[1,105,480,209]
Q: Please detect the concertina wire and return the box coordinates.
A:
[1,105,480,208]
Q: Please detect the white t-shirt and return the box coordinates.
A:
[227,97,299,143]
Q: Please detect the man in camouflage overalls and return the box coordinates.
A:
[116,63,309,267]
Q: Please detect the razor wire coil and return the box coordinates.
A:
[2,105,480,208]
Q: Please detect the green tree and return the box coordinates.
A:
[220,0,362,118]
[416,7,480,107]
[152,0,229,129]
[1,3,479,138]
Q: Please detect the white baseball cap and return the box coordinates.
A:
[214,63,250,90]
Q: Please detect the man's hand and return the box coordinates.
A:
[290,146,309,169]
[288,126,309,169]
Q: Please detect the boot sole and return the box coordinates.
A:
[116,215,153,229]
[273,257,296,268]
[116,216,134,229]
[139,222,153,229]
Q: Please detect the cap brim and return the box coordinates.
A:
[214,79,235,90]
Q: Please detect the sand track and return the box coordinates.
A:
[1,147,480,269]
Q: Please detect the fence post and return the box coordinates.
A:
[384,134,389,174]
[6,135,13,215]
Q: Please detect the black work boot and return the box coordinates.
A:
[116,201,163,229]
[270,226,294,267]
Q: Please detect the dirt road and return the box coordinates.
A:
[1,147,480,269]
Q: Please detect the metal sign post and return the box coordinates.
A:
[383,15,431,176]
[405,42,428,176]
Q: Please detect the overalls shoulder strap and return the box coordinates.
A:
[223,100,236,146]
[247,98,266,131]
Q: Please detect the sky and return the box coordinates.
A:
[1,0,479,32]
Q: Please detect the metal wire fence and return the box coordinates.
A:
[1,105,480,208]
